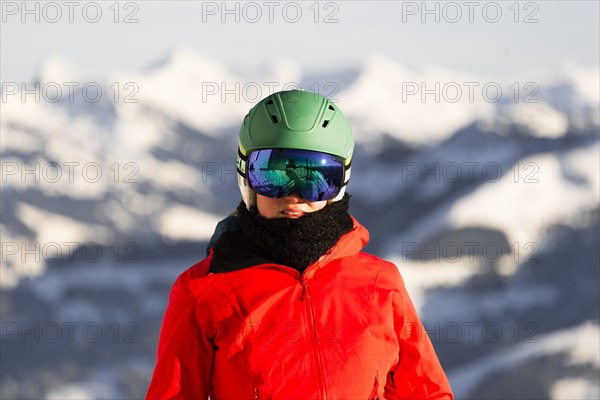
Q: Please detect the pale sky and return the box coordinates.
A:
[1,1,599,82]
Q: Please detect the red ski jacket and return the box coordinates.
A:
[147,216,453,399]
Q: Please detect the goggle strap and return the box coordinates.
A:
[237,148,248,176]
[343,163,351,186]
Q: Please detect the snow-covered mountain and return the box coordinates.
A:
[1,50,598,399]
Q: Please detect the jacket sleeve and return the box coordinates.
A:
[384,265,454,400]
[146,273,213,400]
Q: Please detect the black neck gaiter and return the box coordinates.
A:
[236,194,354,273]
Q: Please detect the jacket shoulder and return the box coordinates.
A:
[355,251,401,271]
[350,251,405,285]
[173,256,220,299]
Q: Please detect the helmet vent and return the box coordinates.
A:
[264,98,280,124]
[321,102,336,128]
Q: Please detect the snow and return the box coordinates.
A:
[6,201,105,282]
[2,152,112,200]
[100,199,135,232]
[18,202,112,256]
[42,360,153,400]
[427,284,558,326]
[561,141,600,200]
[115,190,166,217]
[46,115,105,156]
[0,126,43,153]
[113,47,252,135]
[338,58,599,146]
[447,150,600,246]
[1,92,117,200]
[563,64,600,106]
[448,322,600,398]
[391,259,475,313]
[29,261,175,304]
[45,380,119,400]
[348,159,421,204]
[1,91,70,136]
[338,55,495,146]
[505,101,568,138]
[55,299,104,326]
[393,259,558,323]
[136,157,205,192]
[155,205,222,242]
[0,225,33,289]
[36,55,83,85]
[45,385,100,400]
[36,162,109,200]
[110,99,170,155]
[265,58,302,87]
[551,378,600,400]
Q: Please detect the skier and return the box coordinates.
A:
[146,89,453,399]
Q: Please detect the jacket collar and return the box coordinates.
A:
[319,216,369,263]
[208,215,369,274]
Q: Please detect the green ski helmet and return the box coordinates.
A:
[237,89,354,208]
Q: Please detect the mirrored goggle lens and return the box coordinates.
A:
[246,149,345,202]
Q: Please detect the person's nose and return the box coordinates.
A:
[283,192,305,203]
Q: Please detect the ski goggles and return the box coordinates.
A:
[237,148,350,202]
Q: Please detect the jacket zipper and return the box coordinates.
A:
[300,275,327,399]
[368,374,380,399]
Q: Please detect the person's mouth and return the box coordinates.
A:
[281,209,305,218]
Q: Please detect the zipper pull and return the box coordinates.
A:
[299,279,310,301]
[369,372,380,399]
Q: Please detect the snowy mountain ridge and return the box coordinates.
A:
[1,50,598,399]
